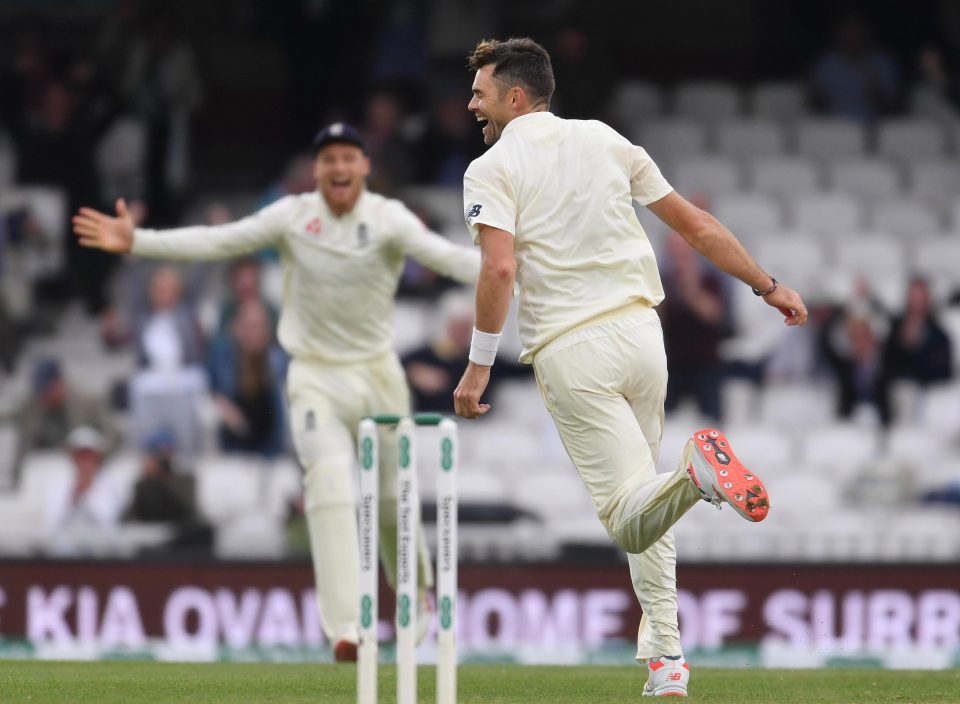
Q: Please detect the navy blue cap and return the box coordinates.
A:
[311,122,366,154]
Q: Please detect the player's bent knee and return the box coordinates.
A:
[303,455,356,510]
[606,515,658,554]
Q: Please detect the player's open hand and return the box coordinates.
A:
[72,198,136,254]
[453,362,492,420]
[762,281,808,327]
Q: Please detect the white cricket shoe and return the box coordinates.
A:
[686,427,770,522]
[642,655,689,697]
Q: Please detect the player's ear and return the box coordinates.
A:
[361,156,372,178]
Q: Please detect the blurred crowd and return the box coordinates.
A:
[1,4,960,559]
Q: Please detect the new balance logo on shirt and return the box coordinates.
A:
[466,204,482,219]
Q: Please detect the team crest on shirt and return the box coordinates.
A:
[305,217,323,235]
[357,223,369,247]
[466,203,482,220]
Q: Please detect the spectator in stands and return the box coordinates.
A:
[11,357,118,485]
[911,45,960,120]
[821,311,892,426]
[120,11,202,226]
[135,264,205,370]
[44,426,126,554]
[415,87,483,186]
[124,427,195,523]
[217,257,279,335]
[883,277,953,386]
[123,426,213,555]
[360,91,415,194]
[549,26,616,120]
[810,14,901,122]
[11,67,116,313]
[658,233,730,421]
[208,299,288,457]
[402,290,531,413]
[257,153,317,210]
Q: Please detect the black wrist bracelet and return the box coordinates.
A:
[752,277,778,296]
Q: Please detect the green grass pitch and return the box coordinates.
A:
[1,661,958,703]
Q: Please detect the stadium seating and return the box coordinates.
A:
[790,192,863,237]
[716,119,787,160]
[749,82,807,123]
[829,158,901,202]
[674,80,742,123]
[795,119,867,161]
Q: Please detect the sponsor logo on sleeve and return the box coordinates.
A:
[466,204,482,220]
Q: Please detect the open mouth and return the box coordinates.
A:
[477,115,490,137]
[329,177,352,195]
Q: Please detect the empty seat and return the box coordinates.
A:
[671,156,742,201]
[456,470,508,504]
[754,234,826,286]
[871,197,941,237]
[216,511,286,559]
[920,382,960,439]
[802,423,879,474]
[19,451,73,509]
[721,424,794,474]
[511,471,594,520]
[716,119,786,160]
[913,239,960,280]
[748,158,820,200]
[0,424,19,490]
[910,159,960,211]
[673,81,741,122]
[611,81,664,129]
[750,82,807,122]
[796,119,867,161]
[877,118,949,163]
[195,455,265,524]
[834,234,904,277]
[758,383,834,430]
[829,159,900,202]
[636,119,708,166]
[887,426,947,467]
[791,192,863,236]
[393,300,430,355]
[710,193,783,242]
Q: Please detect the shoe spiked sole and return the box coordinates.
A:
[688,428,770,522]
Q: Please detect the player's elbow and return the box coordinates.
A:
[483,256,516,284]
[681,214,722,253]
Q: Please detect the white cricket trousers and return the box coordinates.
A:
[287,351,433,644]
[531,302,702,661]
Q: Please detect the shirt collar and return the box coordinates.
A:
[501,111,555,138]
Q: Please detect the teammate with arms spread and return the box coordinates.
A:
[452,38,806,697]
[73,123,480,661]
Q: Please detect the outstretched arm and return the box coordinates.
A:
[393,204,481,284]
[72,198,286,261]
[647,191,808,326]
[453,225,515,419]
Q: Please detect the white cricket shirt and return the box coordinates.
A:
[133,190,480,363]
[463,111,672,362]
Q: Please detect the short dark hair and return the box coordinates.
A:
[467,37,555,108]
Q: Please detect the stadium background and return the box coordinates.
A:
[0,0,959,669]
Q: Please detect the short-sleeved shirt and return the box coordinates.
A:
[463,112,672,362]
[133,191,479,363]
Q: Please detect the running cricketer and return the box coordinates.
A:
[452,38,807,697]
[73,123,480,661]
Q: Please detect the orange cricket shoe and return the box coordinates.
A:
[686,428,770,522]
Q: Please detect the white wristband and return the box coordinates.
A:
[469,327,501,367]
